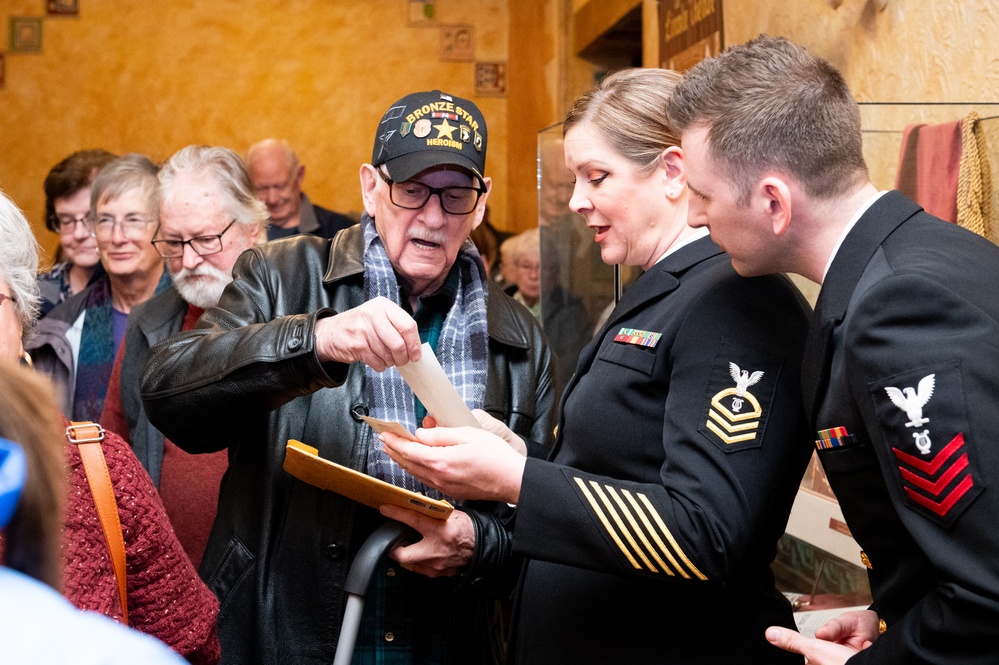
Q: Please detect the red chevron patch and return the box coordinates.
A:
[903,476,974,517]
[893,433,973,518]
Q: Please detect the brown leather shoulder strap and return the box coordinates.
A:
[67,421,128,626]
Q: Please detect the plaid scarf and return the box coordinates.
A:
[361,213,489,501]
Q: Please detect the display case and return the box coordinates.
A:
[537,124,640,386]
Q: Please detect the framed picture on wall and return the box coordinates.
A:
[47,0,80,16]
[407,0,437,26]
[475,62,506,97]
[9,17,43,54]
[440,25,474,61]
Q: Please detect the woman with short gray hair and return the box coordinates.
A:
[27,154,170,421]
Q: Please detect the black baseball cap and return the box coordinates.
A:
[371,90,487,189]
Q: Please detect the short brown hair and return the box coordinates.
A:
[42,149,117,232]
[665,35,868,203]
[563,68,684,176]
[90,153,160,221]
[0,363,67,590]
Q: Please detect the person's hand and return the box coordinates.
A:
[765,623,873,665]
[380,427,526,504]
[380,504,474,578]
[313,296,421,371]
[422,409,527,457]
[814,610,881,651]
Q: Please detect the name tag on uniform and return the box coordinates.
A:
[614,328,662,348]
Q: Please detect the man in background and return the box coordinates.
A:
[246,138,355,240]
[101,144,266,568]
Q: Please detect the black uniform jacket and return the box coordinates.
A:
[141,225,558,665]
[804,190,999,665]
[117,285,187,486]
[513,236,811,665]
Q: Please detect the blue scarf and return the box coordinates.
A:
[361,213,488,501]
[71,272,171,421]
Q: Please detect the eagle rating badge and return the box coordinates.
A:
[700,352,778,453]
[870,362,982,526]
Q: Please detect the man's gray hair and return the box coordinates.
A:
[0,190,41,330]
[158,145,268,234]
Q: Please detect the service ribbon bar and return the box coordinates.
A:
[614,328,662,348]
[815,426,850,450]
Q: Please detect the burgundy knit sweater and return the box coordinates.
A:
[62,424,221,664]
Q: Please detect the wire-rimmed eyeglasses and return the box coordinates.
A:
[150,219,238,258]
[377,169,484,215]
[91,213,156,241]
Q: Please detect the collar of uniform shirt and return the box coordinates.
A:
[655,226,710,265]
[821,190,888,282]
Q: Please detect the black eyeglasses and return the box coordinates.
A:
[151,219,238,258]
[378,169,484,215]
[49,213,91,235]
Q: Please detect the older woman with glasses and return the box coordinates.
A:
[28,154,170,422]
[36,150,118,317]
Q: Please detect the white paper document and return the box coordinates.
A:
[396,343,481,429]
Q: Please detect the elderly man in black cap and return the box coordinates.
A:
[141,90,558,665]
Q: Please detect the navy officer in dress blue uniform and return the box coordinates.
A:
[668,35,999,665]
[380,68,812,664]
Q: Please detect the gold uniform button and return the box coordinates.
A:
[385,632,395,642]
[879,619,887,635]
[386,567,396,578]
[860,551,872,569]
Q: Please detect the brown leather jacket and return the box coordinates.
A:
[141,223,558,665]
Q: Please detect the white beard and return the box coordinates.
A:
[171,263,233,309]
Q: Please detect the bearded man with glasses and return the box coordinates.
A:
[141,90,558,665]
[28,154,171,422]
[99,145,266,570]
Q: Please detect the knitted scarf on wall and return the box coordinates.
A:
[72,272,171,422]
[361,213,489,501]
[956,111,995,243]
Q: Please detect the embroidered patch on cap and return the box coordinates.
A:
[699,341,782,453]
[869,361,983,527]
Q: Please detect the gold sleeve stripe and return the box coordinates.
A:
[619,489,686,578]
[636,492,709,581]
[605,485,676,576]
[573,477,642,570]
[589,481,658,573]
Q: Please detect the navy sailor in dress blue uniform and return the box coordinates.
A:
[380,68,813,664]
[668,35,999,665]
